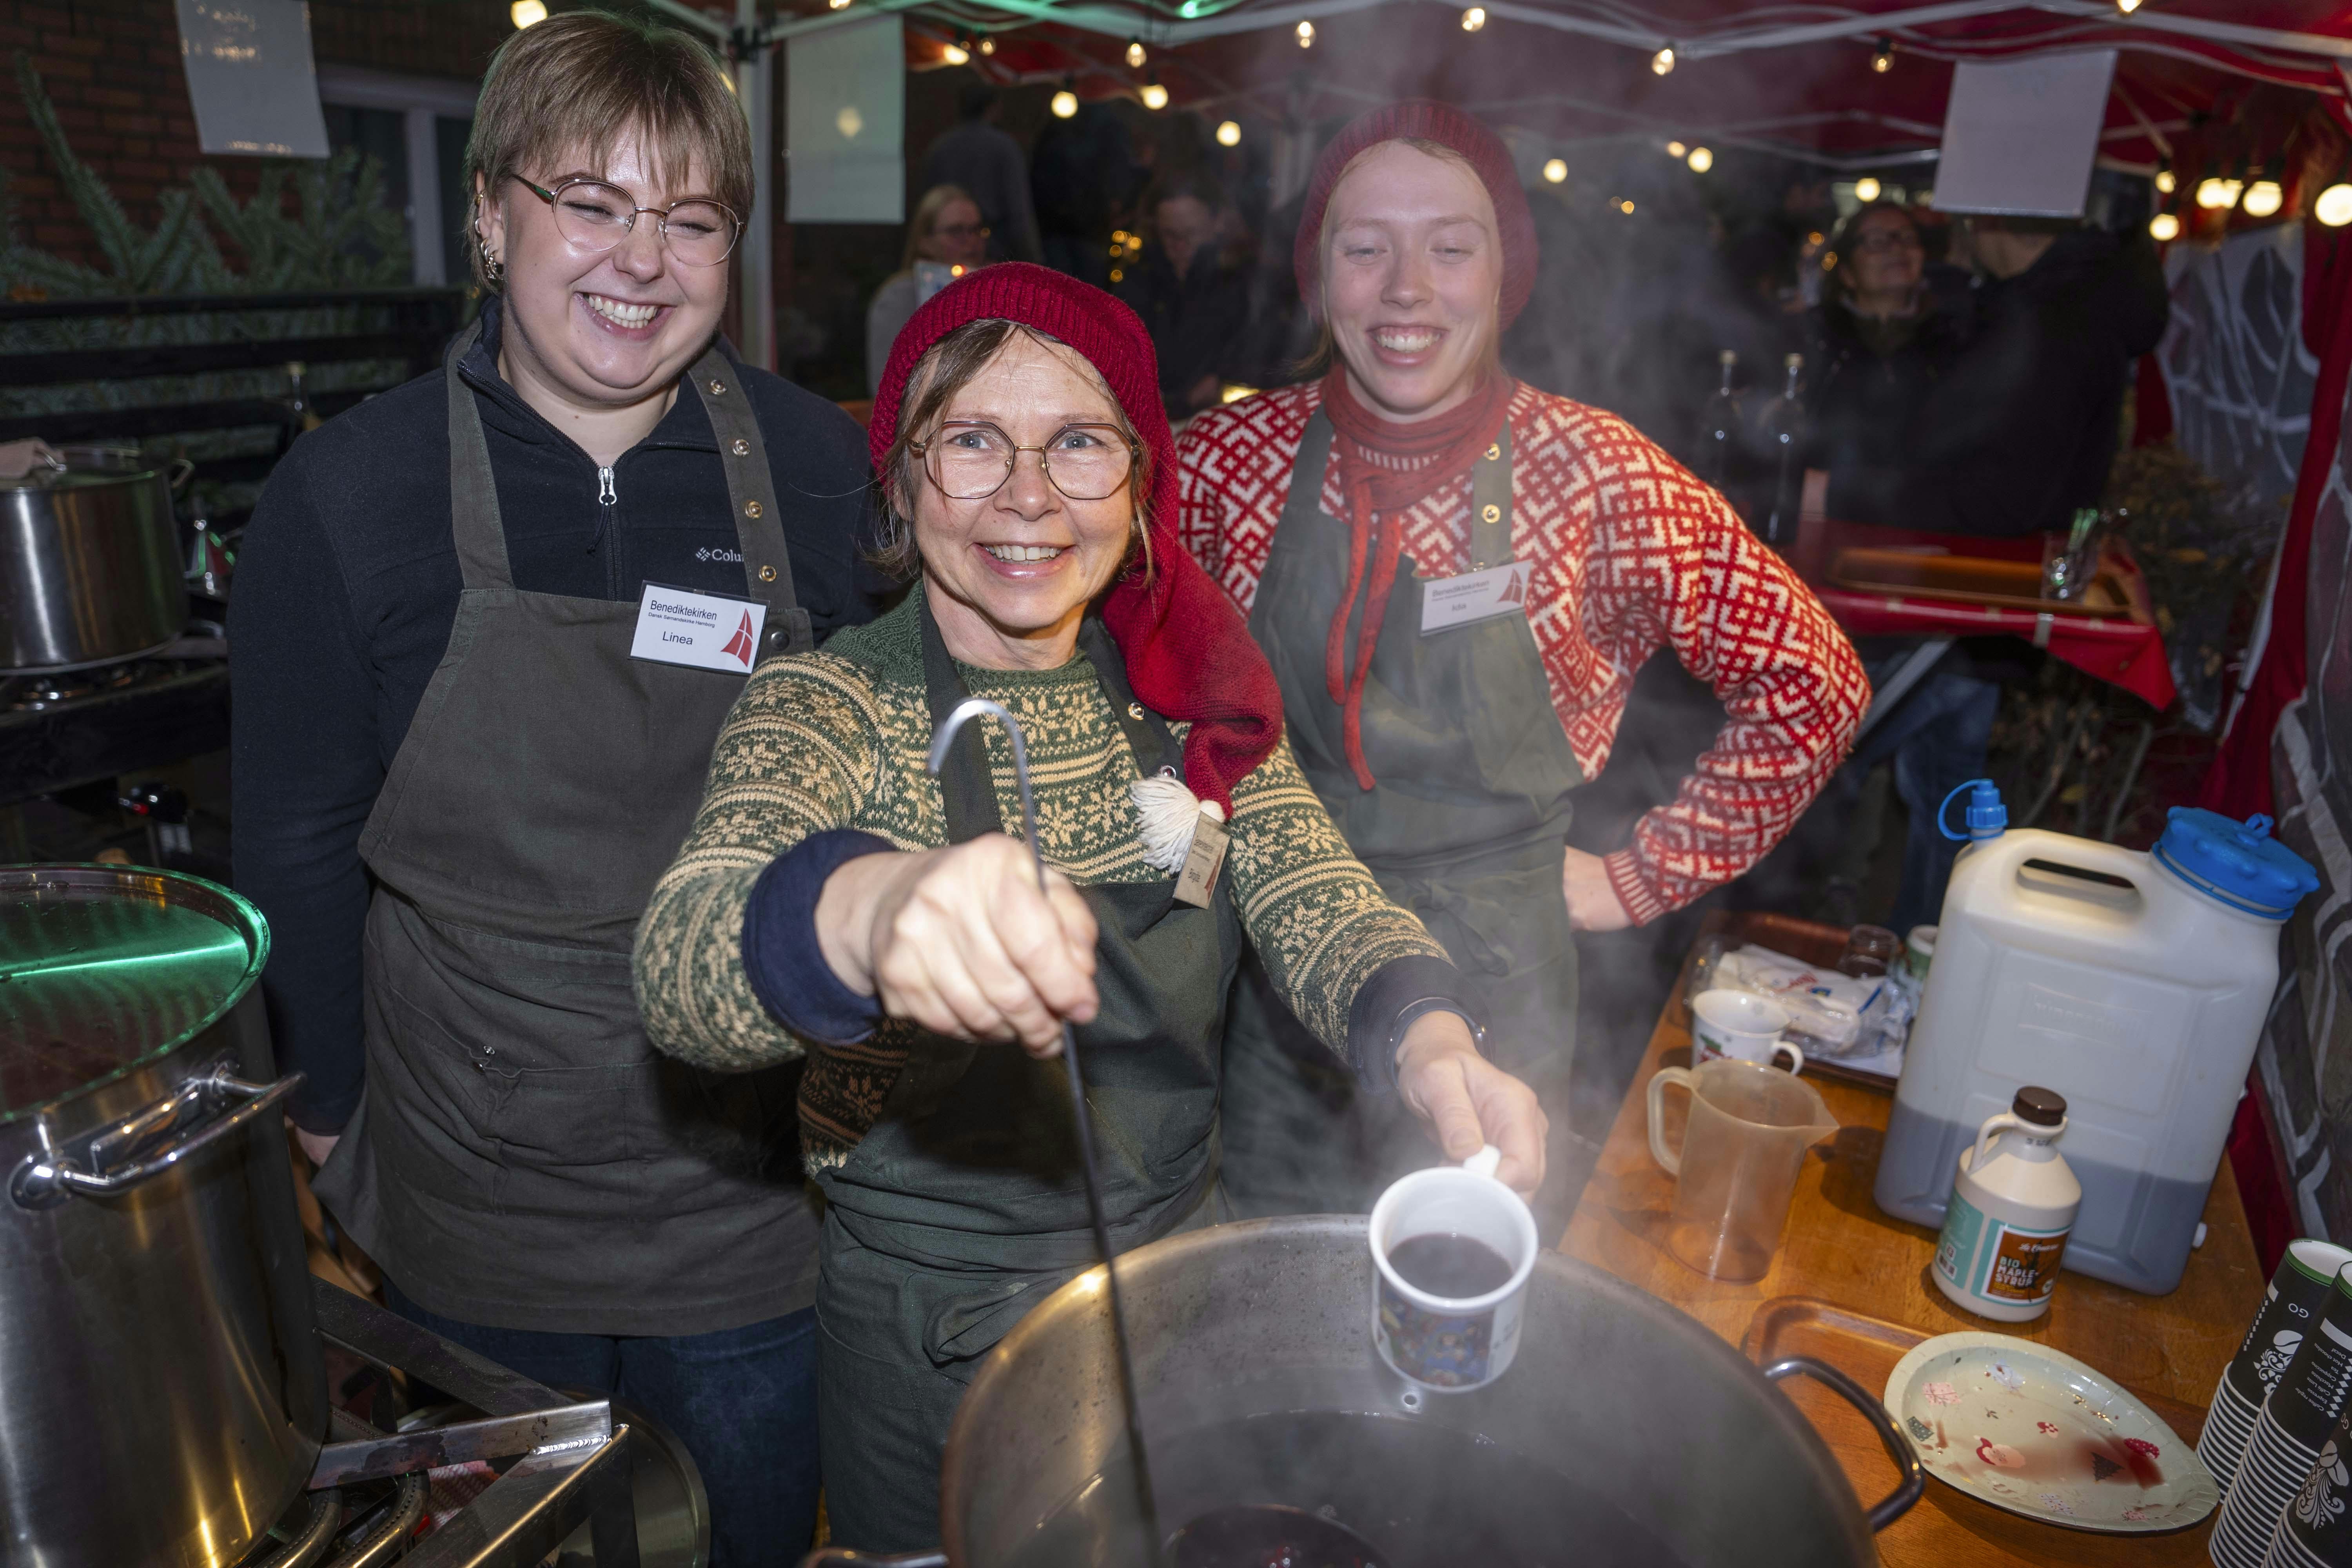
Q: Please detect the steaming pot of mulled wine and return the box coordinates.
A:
[805,1215,1920,1567]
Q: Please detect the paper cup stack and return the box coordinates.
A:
[2211,1249,2352,1568]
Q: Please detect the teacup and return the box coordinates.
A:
[1368,1145,1539,1392]
[1691,988,1802,1074]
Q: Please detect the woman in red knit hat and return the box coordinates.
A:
[635,262,1545,1550]
[1180,102,1868,1227]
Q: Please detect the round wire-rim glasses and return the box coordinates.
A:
[909,420,1140,501]
[508,174,743,267]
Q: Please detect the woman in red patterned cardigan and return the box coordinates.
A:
[1178,102,1869,1225]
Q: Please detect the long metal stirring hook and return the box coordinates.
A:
[926,697,1165,1565]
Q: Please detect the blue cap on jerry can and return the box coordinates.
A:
[2152,809,2320,921]
[1936,779,2009,843]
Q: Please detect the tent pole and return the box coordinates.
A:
[737,0,776,374]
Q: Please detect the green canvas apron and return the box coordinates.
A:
[1221,410,1584,1226]
[813,598,1242,1553]
[310,325,824,1337]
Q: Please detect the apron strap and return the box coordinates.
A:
[1470,425,1513,570]
[686,346,812,662]
[444,322,514,593]
[917,591,1183,845]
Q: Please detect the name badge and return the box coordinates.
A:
[1419,559,1531,635]
[1172,814,1230,908]
[630,583,767,673]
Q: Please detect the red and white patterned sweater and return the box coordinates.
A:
[1175,379,1869,926]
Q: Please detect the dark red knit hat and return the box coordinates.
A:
[1292,100,1539,329]
[867,262,1283,812]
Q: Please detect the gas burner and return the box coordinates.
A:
[226,1281,707,1568]
[3,659,155,711]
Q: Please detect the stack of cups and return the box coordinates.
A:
[2263,1398,2352,1565]
[2204,1243,2352,1492]
[2211,1252,2352,1567]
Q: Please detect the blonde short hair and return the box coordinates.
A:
[464,11,751,290]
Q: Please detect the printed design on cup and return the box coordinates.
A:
[2298,1441,2352,1531]
[2263,1330,2310,1390]
[1376,1274,1493,1389]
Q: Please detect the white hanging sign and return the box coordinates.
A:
[175,0,330,158]
[1933,52,2117,217]
[786,16,905,224]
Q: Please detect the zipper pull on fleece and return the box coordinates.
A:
[598,466,616,506]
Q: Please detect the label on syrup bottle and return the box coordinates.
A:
[1936,1189,2070,1305]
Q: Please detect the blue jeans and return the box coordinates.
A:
[1844,650,2002,937]
[384,1281,820,1567]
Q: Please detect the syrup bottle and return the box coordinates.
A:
[1931,1086,2082,1322]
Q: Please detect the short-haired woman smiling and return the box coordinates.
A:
[635,266,1545,1552]
[232,13,876,1562]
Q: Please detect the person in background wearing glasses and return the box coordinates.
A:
[229,15,880,1562]
[866,183,989,397]
[1802,201,1966,530]
[633,265,1546,1552]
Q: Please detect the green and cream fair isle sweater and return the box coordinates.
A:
[634,586,1448,1172]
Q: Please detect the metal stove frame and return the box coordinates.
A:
[306,1277,643,1568]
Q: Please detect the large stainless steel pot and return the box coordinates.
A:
[1,443,191,671]
[0,865,326,1568]
[811,1216,1920,1566]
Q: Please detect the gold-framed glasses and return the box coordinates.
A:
[909,421,1138,501]
[508,174,742,267]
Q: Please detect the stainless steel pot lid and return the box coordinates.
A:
[0,866,269,1124]
[2,443,154,491]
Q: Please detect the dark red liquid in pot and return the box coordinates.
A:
[1386,1233,1513,1298]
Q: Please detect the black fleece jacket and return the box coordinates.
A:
[229,297,885,1132]
[1902,229,2170,537]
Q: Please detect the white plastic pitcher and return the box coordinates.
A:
[1874,784,2317,1296]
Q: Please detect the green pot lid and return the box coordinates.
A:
[0,866,269,1125]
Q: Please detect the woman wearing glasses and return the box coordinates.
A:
[634,265,1546,1552]
[230,14,876,1562]
[866,183,990,396]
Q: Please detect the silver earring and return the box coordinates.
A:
[480,238,505,285]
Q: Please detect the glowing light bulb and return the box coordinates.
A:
[1666,140,1686,158]
[2154,169,2175,195]
[1051,89,1079,119]
[2148,212,2181,241]
[1619,199,1636,214]
[1127,39,1146,67]
[509,0,546,27]
[1871,41,1893,73]
[942,42,969,65]
[978,36,994,54]
[2194,178,2227,209]
[836,105,863,139]
[1686,146,1713,174]
[1854,175,1882,202]
[1543,158,1567,184]
[1140,82,1168,111]
[1216,119,1242,148]
[2116,0,2141,12]
[1296,19,1313,45]
[1460,6,1485,29]
[828,0,851,9]
[1651,46,1675,75]
[2243,180,2283,218]
[2319,184,2352,228]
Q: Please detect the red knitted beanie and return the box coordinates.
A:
[867,262,1283,813]
[1292,100,1539,329]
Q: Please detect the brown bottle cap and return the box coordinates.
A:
[2013,1086,2067,1126]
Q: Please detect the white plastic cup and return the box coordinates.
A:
[1368,1145,1539,1391]
[1691,989,1803,1074]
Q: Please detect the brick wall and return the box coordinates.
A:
[2,0,506,275]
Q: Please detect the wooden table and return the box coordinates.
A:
[1559,911,2266,1566]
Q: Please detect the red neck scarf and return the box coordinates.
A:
[1318,367,1514,789]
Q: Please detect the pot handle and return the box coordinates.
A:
[1762,1355,1925,1533]
[9,1071,304,1209]
[795,1553,949,1567]
[167,457,196,492]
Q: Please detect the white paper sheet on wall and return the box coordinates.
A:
[1933,51,2118,217]
[786,16,904,224]
[175,0,330,158]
